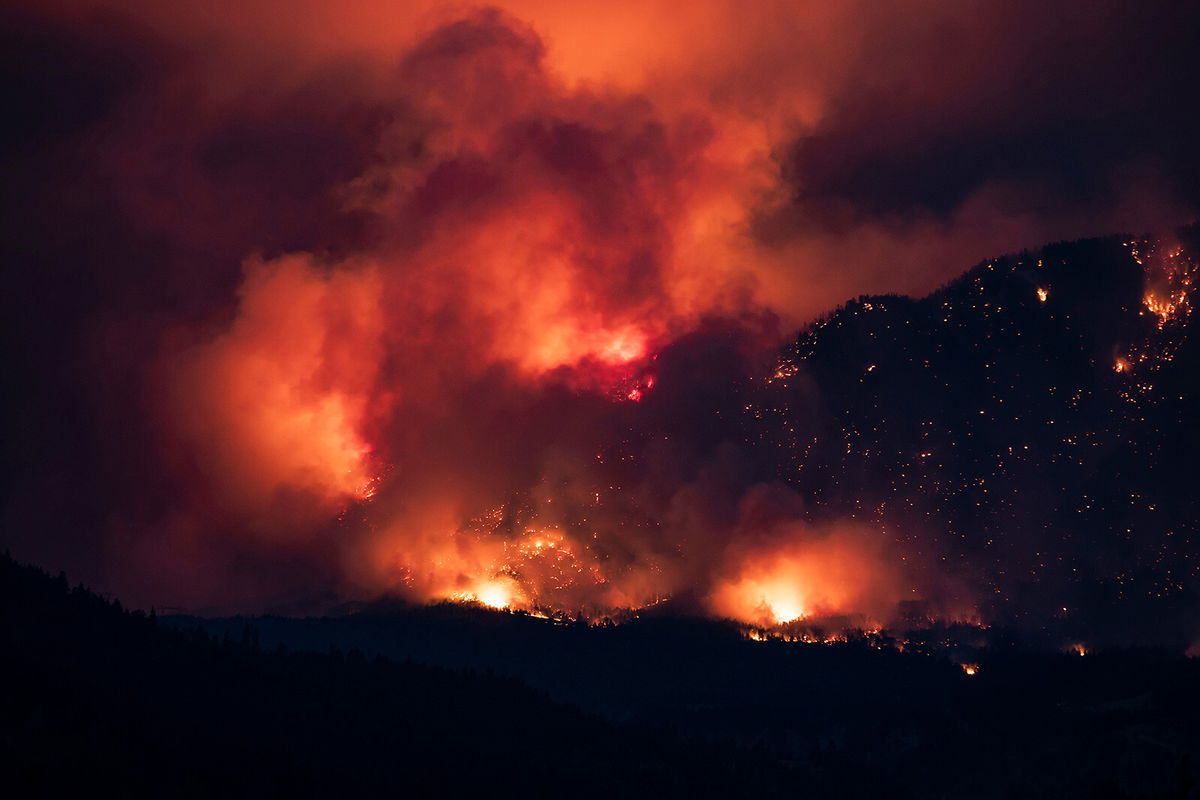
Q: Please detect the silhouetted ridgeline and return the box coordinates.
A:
[753,230,1200,644]
[0,553,798,798]
[6,551,1198,798]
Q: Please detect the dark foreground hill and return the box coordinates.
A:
[6,552,1199,798]
[171,597,1200,800]
[0,553,797,798]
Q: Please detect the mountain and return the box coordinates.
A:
[752,230,1200,645]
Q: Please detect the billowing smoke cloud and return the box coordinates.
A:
[2,1,1196,626]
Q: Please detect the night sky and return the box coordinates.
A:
[3,0,1199,648]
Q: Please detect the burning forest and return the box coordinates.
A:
[5,1,1200,796]
[3,0,1200,652]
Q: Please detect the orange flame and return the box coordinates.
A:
[708,527,908,627]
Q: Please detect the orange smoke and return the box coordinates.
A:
[167,255,383,518]
[126,6,986,623]
[158,9,757,533]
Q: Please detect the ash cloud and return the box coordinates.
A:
[743,1,1200,310]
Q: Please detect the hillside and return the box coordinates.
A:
[0,553,790,798]
[753,231,1200,644]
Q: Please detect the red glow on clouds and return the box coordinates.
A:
[126,5,968,620]
[22,0,1184,623]
[168,256,384,513]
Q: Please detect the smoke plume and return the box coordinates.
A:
[2,1,1196,628]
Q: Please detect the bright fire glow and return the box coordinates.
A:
[713,567,813,626]
[453,576,524,610]
[708,529,906,627]
[1129,241,1196,330]
[767,597,805,624]
[476,581,516,609]
[1036,287,1048,303]
[596,328,649,365]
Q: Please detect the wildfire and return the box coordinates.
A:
[595,327,649,365]
[1036,287,1048,303]
[1144,289,1189,328]
[403,505,662,617]
[453,577,524,610]
[474,580,519,609]
[708,528,906,628]
[961,663,979,676]
[764,592,806,624]
[713,571,812,626]
[772,362,799,380]
[1128,241,1196,330]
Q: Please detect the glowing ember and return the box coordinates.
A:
[961,664,979,676]
[1144,290,1188,328]
[1036,287,1048,303]
[1128,240,1196,330]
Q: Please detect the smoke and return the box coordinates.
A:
[2,1,1197,625]
[135,7,791,613]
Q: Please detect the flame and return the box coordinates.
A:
[961,663,979,676]
[708,528,907,627]
[132,5,1012,625]
[1036,287,1048,303]
[766,596,806,624]
[1144,289,1188,328]
[457,578,523,610]
[1129,240,1196,330]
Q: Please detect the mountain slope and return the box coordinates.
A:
[754,230,1200,644]
[0,553,792,798]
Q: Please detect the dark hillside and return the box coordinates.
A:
[0,553,791,798]
[755,231,1200,644]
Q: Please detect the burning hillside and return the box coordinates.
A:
[2,1,1199,651]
